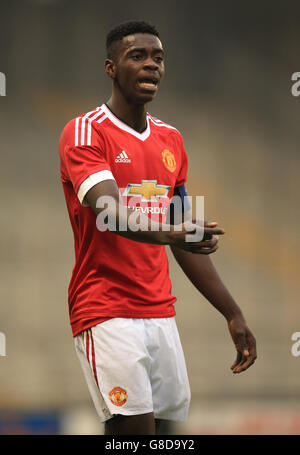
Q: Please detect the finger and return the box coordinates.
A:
[235,332,249,357]
[231,331,256,373]
[197,220,218,227]
[188,238,219,250]
[247,337,257,358]
[232,350,257,373]
[231,351,242,370]
[190,221,224,235]
[239,336,256,361]
[233,357,256,374]
[184,243,218,254]
[204,227,225,236]
[242,343,257,367]
[199,238,219,248]
[203,232,220,244]
[204,221,218,227]
[191,244,219,255]
[232,344,257,373]
[232,355,249,373]
[189,237,221,249]
[203,232,220,241]
[193,218,217,225]
[193,237,219,248]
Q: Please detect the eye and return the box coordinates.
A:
[154,56,164,63]
[132,54,143,61]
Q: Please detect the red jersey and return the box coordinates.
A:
[59,103,188,336]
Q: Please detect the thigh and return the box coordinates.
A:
[155,418,173,435]
[105,412,156,435]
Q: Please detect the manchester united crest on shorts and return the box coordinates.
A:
[162,149,176,173]
[109,387,128,406]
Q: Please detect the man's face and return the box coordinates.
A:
[107,33,165,104]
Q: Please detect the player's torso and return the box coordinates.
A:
[94,105,182,221]
[60,105,181,319]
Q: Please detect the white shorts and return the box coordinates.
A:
[74,317,191,422]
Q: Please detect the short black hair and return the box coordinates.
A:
[106,20,160,60]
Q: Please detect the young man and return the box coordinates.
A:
[59,21,257,435]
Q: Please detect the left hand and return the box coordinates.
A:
[227,315,257,374]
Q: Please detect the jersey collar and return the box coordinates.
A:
[100,104,150,141]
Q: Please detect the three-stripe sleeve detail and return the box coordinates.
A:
[74,108,107,147]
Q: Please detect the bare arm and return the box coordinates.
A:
[171,246,242,320]
[169,205,257,373]
[84,179,224,252]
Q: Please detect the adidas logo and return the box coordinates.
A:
[115,151,131,163]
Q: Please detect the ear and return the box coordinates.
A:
[105,59,117,79]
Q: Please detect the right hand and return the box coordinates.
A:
[167,220,225,254]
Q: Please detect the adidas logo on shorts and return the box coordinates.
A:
[115,151,131,163]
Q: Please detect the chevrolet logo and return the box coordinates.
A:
[123,180,171,201]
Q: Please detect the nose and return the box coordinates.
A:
[143,57,159,71]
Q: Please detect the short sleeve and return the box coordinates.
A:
[64,144,112,194]
[175,133,188,188]
[60,117,114,205]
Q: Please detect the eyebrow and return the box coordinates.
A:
[127,47,165,56]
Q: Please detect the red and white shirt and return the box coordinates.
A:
[59,103,188,336]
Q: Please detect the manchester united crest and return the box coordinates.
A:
[109,387,128,406]
[162,149,176,173]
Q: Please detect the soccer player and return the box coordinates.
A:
[59,21,257,435]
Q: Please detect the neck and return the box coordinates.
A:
[106,92,148,133]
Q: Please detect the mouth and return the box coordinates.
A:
[137,76,159,92]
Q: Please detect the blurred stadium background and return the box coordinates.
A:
[1,0,300,434]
